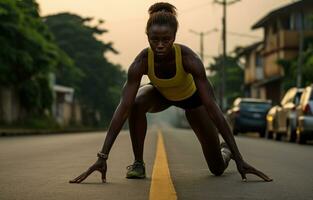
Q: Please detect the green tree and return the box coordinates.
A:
[0,0,59,113]
[279,37,313,90]
[207,55,244,108]
[44,13,126,126]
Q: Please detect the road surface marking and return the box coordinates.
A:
[149,130,177,200]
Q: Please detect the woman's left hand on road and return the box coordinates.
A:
[236,160,273,182]
[69,158,107,184]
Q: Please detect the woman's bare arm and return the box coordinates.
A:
[69,50,146,183]
[100,54,145,155]
[182,46,272,182]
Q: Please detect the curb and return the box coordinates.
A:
[0,128,107,137]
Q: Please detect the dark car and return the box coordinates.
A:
[226,98,272,137]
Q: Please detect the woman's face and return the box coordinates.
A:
[147,24,176,57]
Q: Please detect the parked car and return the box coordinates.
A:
[226,98,272,137]
[265,106,278,139]
[295,84,313,144]
[265,87,303,142]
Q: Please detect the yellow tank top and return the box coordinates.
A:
[147,44,197,101]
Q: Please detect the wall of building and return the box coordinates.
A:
[263,29,313,78]
[263,53,283,78]
[72,101,82,125]
[265,80,281,105]
[62,103,72,126]
[250,85,266,100]
[0,88,22,124]
[244,52,257,84]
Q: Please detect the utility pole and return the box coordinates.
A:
[214,0,240,110]
[297,11,304,88]
[189,29,217,61]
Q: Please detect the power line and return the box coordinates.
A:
[214,29,261,39]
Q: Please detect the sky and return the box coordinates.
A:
[37,0,293,70]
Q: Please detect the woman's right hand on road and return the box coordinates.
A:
[69,158,107,183]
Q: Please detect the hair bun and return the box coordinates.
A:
[148,2,177,16]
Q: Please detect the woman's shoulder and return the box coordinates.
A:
[176,44,201,66]
[176,43,196,57]
[176,43,204,74]
[129,48,149,75]
[132,48,148,67]
[135,48,149,61]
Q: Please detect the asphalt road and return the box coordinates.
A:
[0,126,312,200]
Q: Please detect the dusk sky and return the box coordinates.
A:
[37,0,293,70]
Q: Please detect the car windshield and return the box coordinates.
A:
[294,91,303,105]
[240,102,271,110]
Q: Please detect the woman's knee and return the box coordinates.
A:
[209,165,225,176]
[132,94,151,113]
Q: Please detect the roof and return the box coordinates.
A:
[236,41,263,57]
[53,85,74,93]
[252,0,313,29]
[251,75,283,87]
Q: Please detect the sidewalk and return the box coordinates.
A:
[0,128,106,136]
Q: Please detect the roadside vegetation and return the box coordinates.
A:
[0,0,125,130]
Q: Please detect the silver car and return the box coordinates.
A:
[265,87,303,142]
[296,84,313,144]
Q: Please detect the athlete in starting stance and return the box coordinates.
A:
[69,2,272,183]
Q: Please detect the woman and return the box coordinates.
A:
[69,2,272,183]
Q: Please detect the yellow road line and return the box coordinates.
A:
[149,130,177,200]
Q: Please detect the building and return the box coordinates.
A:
[0,85,81,127]
[238,42,264,98]
[0,87,24,124]
[50,73,81,127]
[240,0,313,104]
[52,85,81,127]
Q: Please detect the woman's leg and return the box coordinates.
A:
[185,105,228,176]
[128,84,170,161]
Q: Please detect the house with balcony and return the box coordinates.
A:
[239,0,313,104]
[238,42,264,98]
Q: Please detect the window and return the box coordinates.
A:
[240,101,271,110]
[300,87,309,105]
[255,52,263,67]
[290,12,302,31]
[290,11,313,31]
[304,13,313,30]
[281,16,291,30]
[309,86,313,100]
[293,91,303,105]
[255,53,264,80]
[281,88,296,105]
[272,22,278,34]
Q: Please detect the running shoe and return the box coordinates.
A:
[126,160,146,179]
[220,142,232,168]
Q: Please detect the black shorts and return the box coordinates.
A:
[152,85,203,109]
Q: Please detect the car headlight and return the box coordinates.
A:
[267,115,273,122]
